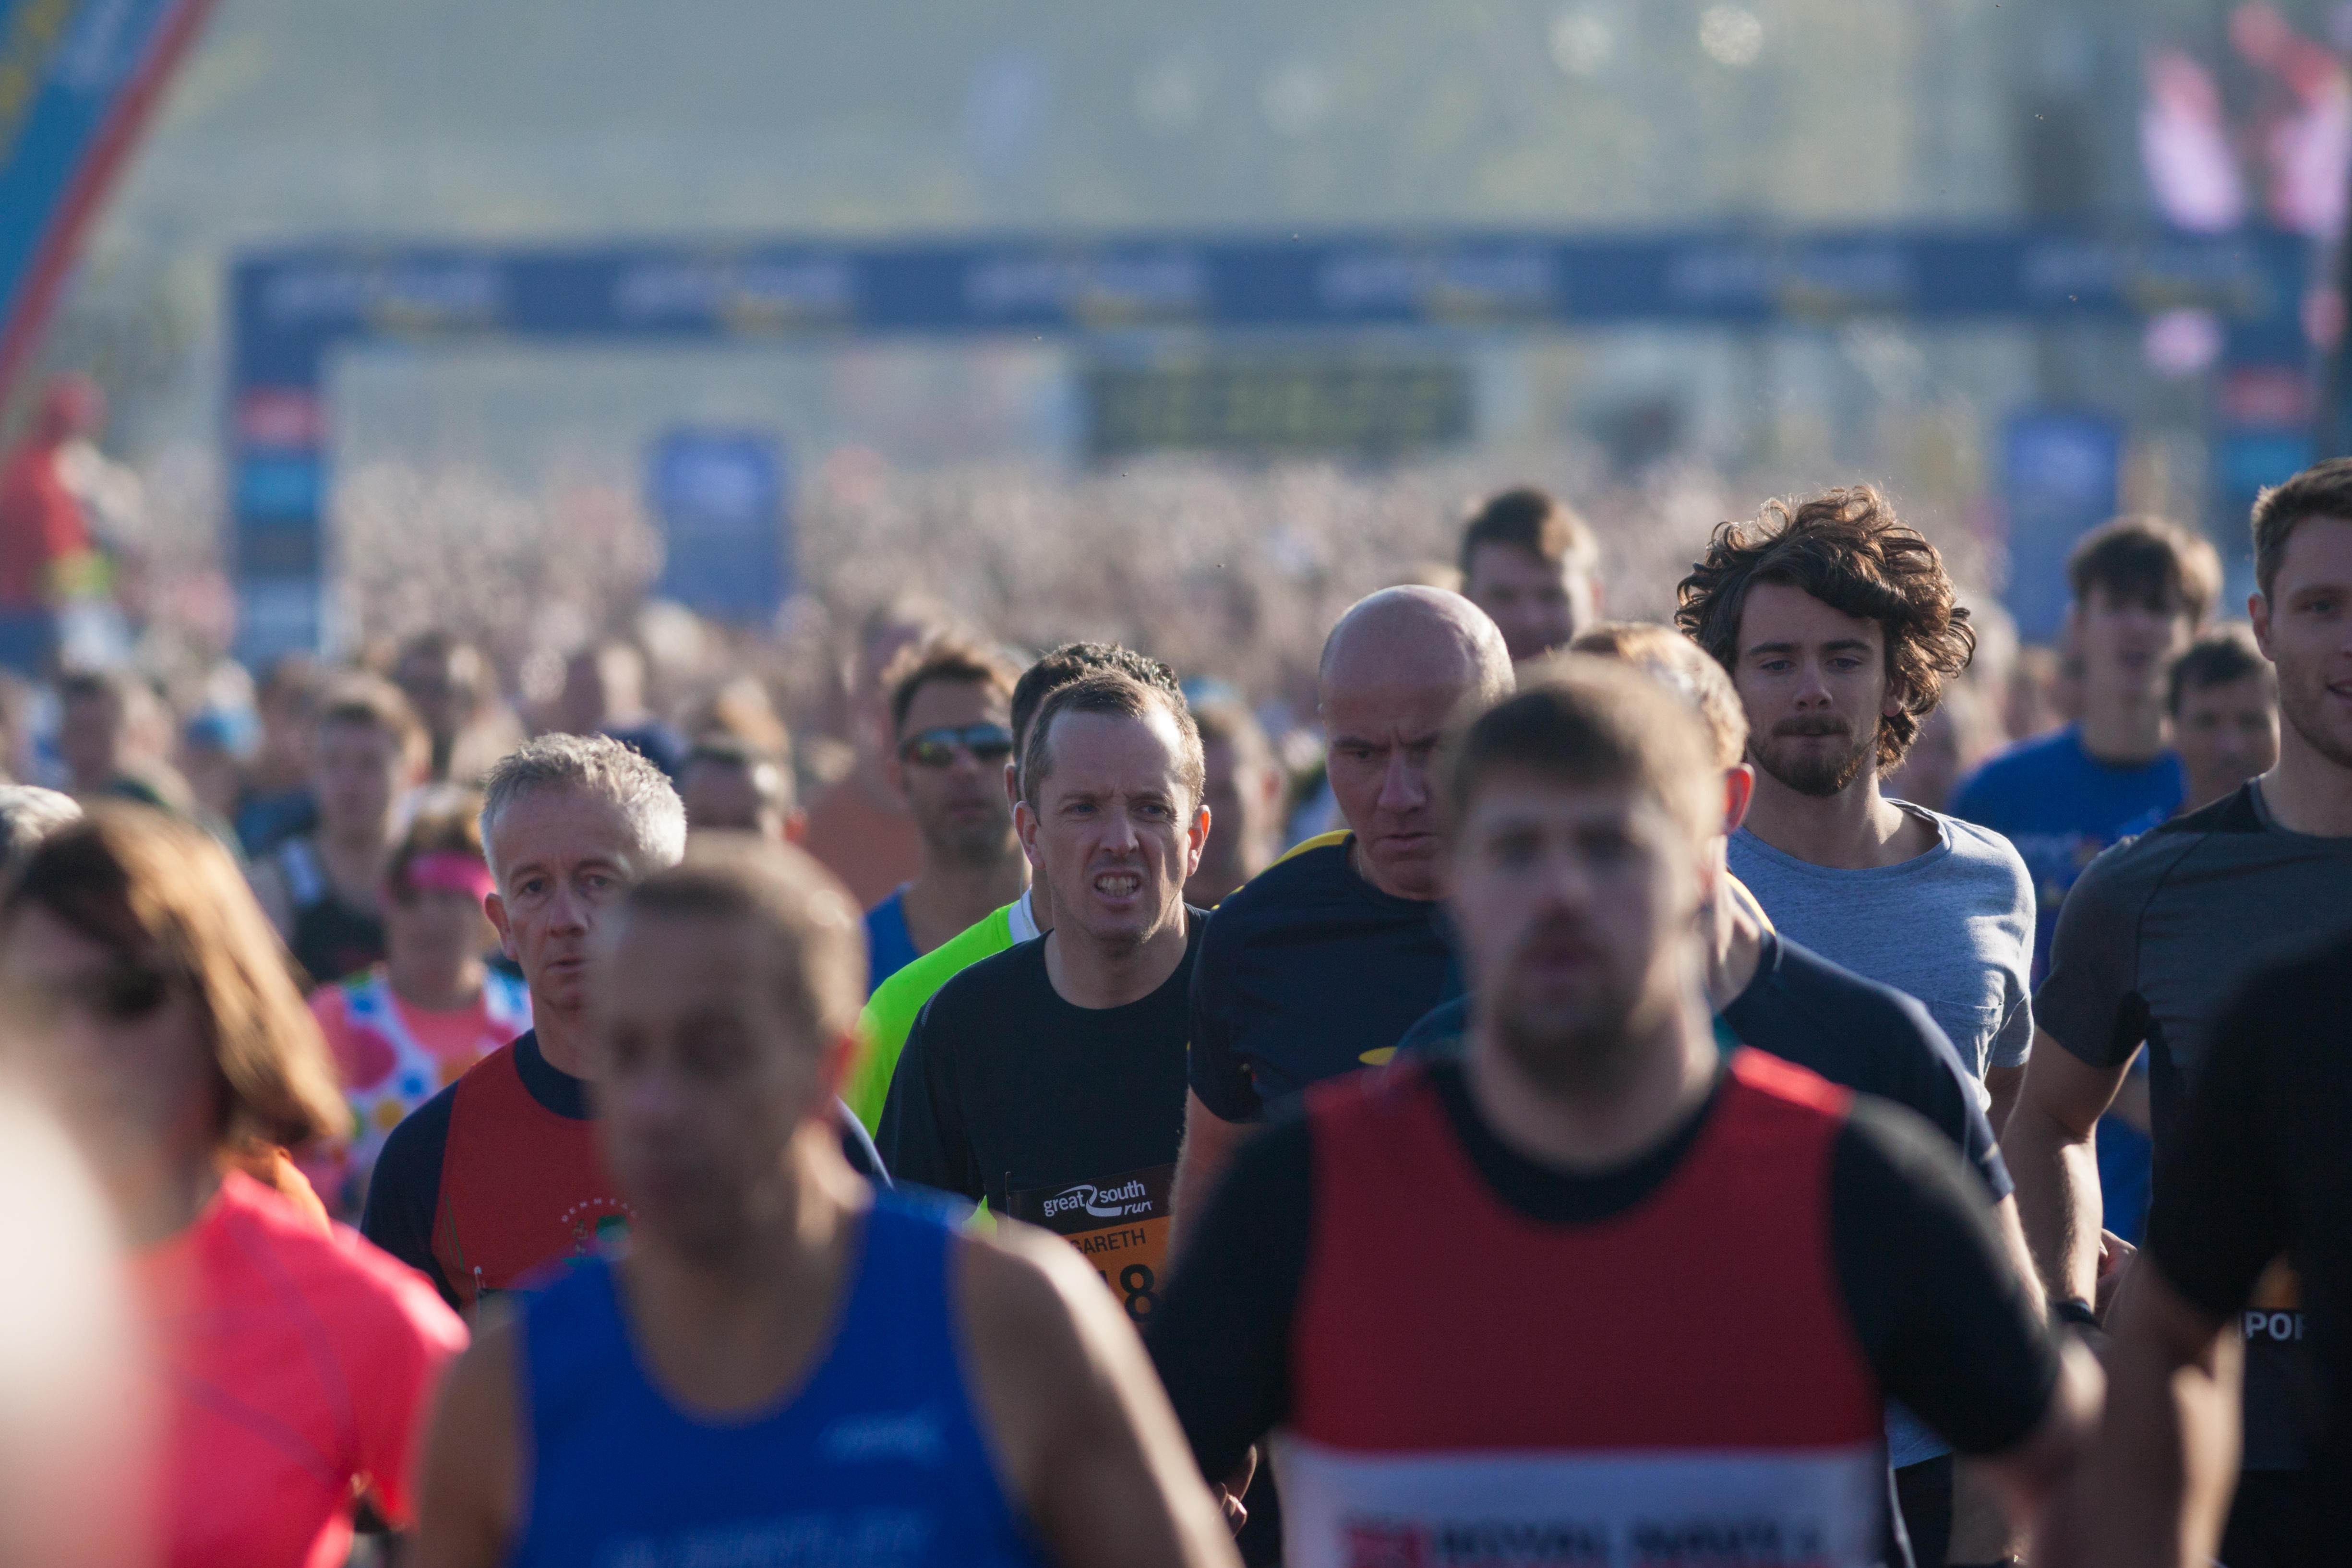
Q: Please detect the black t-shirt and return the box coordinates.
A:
[2148,933,2352,1520]
[1394,932,2012,1200]
[880,917,1201,1323]
[1188,834,1456,1122]
[1148,1057,2058,1487]
[363,1029,889,1309]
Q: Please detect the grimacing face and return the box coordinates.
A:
[1017,708,1206,956]
[590,910,847,1258]
[1729,581,1901,798]
[1445,769,1706,1091]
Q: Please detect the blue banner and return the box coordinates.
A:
[0,0,218,399]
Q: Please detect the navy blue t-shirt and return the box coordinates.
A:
[1392,931,2011,1200]
[1949,724,2181,981]
[1188,833,1458,1123]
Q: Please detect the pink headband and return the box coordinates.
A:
[401,851,496,902]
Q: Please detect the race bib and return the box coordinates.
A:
[1006,1163,1175,1325]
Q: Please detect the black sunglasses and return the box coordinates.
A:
[899,723,1015,769]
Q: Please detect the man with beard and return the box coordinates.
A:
[2007,459,2352,1567]
[862,637,1028,993]
[1679,487,2033,1132]
[1145,662,2098,1567]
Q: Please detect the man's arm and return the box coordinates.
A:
[1833,1099,2103,1534]
[1985,1062,2026,1145]
[960,1226,1239,1568]
[874,1005,980,1200]
[360,1089,459,1310]
[1169,1090,1250,1252]
[411,1308,520,1568]
[2004,1031,2131,1307]
[2063,1266,2243,1568]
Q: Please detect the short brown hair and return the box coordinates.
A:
[2251,456,2352,597]
[1442,657,1718,842]
[1459,487,1598,576]
[316,675,428,771]
[385,790,488,902]
[623,837,865,1046]
[1675,485,1974,769]
[1564,622,1747,770]
[680,735,795,817]
[885,636,1019,738]
[1022,673,1205,812]
[1009,644,1183,795]
[2167,623,2275,714]
[1,805,344,1149]
[2067,516,2221,623]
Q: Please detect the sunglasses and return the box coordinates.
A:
[899,723,1015,769]
[17,961,180,1024]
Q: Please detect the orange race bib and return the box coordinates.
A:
[1006,1163,1175,1325]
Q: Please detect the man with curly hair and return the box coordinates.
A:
[1680,485,2038,1568]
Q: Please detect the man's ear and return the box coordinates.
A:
[2249,590,2273,658]
[1187,803,1211,879]
[819,1024,859,1099]
[1721,765,1756,837]
[1001,759,1020,813]
[484,891,519,962]
[1015,801,1043,869]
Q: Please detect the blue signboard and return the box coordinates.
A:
[0,0,219,398]
[647,430,790,625]
[2002,412,2124,642]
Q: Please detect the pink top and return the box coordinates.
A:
[132,1172,468,1568]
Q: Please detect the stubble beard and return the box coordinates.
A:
[1754,723,1877,799]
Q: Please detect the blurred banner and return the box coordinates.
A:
[0,0,219,405]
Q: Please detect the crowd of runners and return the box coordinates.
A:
[0,457,2347,1568]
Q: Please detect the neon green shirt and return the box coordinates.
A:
[847,894,1035,1131]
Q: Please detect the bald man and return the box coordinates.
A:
[1173,588,1512,1236]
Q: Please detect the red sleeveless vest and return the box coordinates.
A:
[1280,1048,1887,1568]
[429,1042,632,1310]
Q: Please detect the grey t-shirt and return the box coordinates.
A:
[2038,779,2352,1473]
[1728,803,2036,1085]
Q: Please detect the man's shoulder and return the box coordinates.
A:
[2065,787,2256,903]
[866,904,1013,1022]
[1211,832,1353,925]
[221,1177,463,1341]
[921,932,1048,1023]
[1755,937,1974,1091]
[1920,809,2033,908]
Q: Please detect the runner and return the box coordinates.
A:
[306,795,531,1221]
[251,676,431,986]
[2008,459,2352,1567]
[1679,486,2035,1129]
[863,636,1027,993]
[881,672,1207,1329]
[844,642,1182,1131]
[391,632,525,787]
[361,733,687,1310]
[677,733,800,842]
[1173,587,1511,1231]
[1146,662,2098,1566]
[1184,696,1284,909]
[2170,622,2280,813]
[0,806,467,1568]
[414,840,1236,1568]
[2066,931,2352,1562]
[1395,621,2036,1566]
[1457,485,1602,665]
[1952,515,2219,977]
